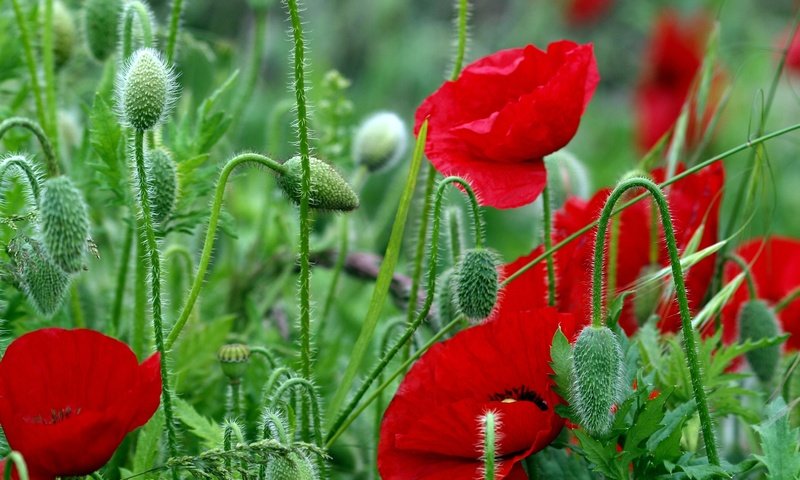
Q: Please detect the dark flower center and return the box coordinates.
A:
[26,406,81,425]
[489,385,548,411]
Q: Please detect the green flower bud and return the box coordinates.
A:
[571,325,624,437]
[145,147,178,224]
[38,176,90,273]
[544,150,591,205]
[353,111,407,172]
[436,268,457,324]
[739,300,781,384]
[454,249,500,322]
[633,264,664,327]
[117,48,177,131]
[266,452,316,480]
[277,156,359,212]
[7,236,71,317]
[45,1,77,70]
[83,0,123,61]
[217,344,251,383]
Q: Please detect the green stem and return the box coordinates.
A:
[591,177,719,465]
[321,214,349,321]
[446,207,463,265]
[249,345,278,369]
[133,216,148,358]
[233,9,268,120]
[607,214,620,303]
[725,254,757,300]
[0,117,58,177]
[230,382,241,419]
[776,286,800,313]
[482,412,496,480]
[0,154,42,203]
[70,283,85,328]
[542,182,556,307]
[268,378,323,447]
[223,422,233,472]
[121,1,155,61]
[41,0,59,158]
[133,130,179,476]
[110,218,134,337]
[450,0,469,80]
[166,153,285,349]
[165,0,185,64]
[3,452,28,480]
[373,318,410,443]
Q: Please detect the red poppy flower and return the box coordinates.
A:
[378,308,578,479]
[414,41,599,209]
[635,11,724,152]
[564,0,613,25]
[723,237,800,351]
[778,27,800,74]
[0,328,161,479]
[500,163,724,338]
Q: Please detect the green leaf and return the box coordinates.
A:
[573,430,627,480]
[132,409,164,479]
[88,94,126,204]
[550,326,573,400]
[753,397,800,479]
[692,273,744,330]
[174,397,224,450]
[624,388,670,455]
[530,447,598,480]
[648,399,696,463]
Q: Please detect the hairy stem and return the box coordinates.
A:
[165,0,185,63]
[0,117,58,178]
[133,216,148,358]
[110,219,134,337]
[41,0,59,157]
[121,1,155,61]
[542,182,556,307]
[482,412,496,480]
[725,254,757,300]
[0,154,42,203]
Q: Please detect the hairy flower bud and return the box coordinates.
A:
[217,344,251,383]
[353,111,407,172]
[38,176,90,273]
[83,0,123,61]
[277,156,359,212]
[266,452,316,480]
[544,150,591,205]
[7,236,71,317]
[454,249,500,322]
[739,300,781,384]
[116,48,177,131]
[571,325,624,437]
[44,1,77,70]
[633,264,664,326]
[436,268,457,324]
[145,147,178,224]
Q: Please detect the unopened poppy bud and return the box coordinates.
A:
[7,236,71,317]
[353,111,407,172]
[739,300,781,384]
[454,248,500,322]
[436,268,457,324]
[633,264,664,326]
[43,1,77,70]
[117,48,177,131]
[217,344,251,383]
[83,0,123,61]
[38,176,90,273]
[544,150,591,205]
[266,452,316,480]
[145,147,178,224]
[277,156,359,212]
[571,325,624,437]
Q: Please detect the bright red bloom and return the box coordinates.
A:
[635,12,723,152]
[500,163,725,338]
[778,27,800,74]
[378,308,578,479]
[415,41,599,209]
[564,0,613,25]
[0,328,161,479]
[723,237,800,351]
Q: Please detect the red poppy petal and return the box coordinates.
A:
[129,352,163,430]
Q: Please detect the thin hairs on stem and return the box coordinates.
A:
[118,0,156,61]
[0,154,43,205]
[0,118,59,178]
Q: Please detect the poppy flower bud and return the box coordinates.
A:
[544,150,591,205]
[7,236,71,317]
[633,264,664,326]
[38,176,90,273]
[277,156,359,212]
[83,0,123,61]
[454,248,500,322]
[353,111,407,172]
[266,452,316,480]
[571,325,624,437]
[738,300,781,384]
[217,344,251,383]
[145,147,178,224]
[117,48,177,131]
[43,1,77,70]
[436,268,457,324]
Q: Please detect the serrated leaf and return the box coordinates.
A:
[624,388,670,454]
[530,447,598,479]
[174,397,223,450]
[132,409,164,478]
[550,327,573,400]
[648,399,696,463]
[573,430,627,480]
[88,94,126,204]
[753,397,800,479]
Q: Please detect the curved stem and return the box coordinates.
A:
[41,0,59,158]
[449,0,469,81]
[591,177,719,466]
[607,214,620,303]
[110,218,134,337]
[0,155,42,203]
[166,153,285,349]
[249,346,278,369]
[165,0,185,63]
[0,117,58,177]
[725,254,757,300]
[542,182,556,307]
[776,286,800,314]
[447,207,463,265]
[3,452,28,480]
[268,378,323,448]
[121,1,155,61]
[133,130,180,476]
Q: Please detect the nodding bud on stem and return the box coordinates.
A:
[7,236,71,317]
[436,268,457,324]
[38,176,90,274]
[738,300,781,384]
[116,48,177,131]
[45,1,77,70]
[454,249,500,322]
[145,147,178,224]
[266,452,317,480]
[217,344,251,384]
[277,156,360,212]
[83,0,123,61]
[544,150,591,205]
[633,264,664,326]
[353,111,407,172]
[571,325,624,437]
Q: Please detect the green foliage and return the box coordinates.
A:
[754,398,800,479]
[82,0,122,61]
[88,94,127,205]
[174,397,224,450]
[131,409,164,479]
[435,267,456,325]
[265,451,317,480]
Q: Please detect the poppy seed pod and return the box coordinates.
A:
[633,264,664,326]
[454,249,500,322]
[266,452,316,480]
[7,236,71,317]
[277,156,359,212]
[353,111,407,172]
[738,300,781,384]
[38,176,90,274]
[117,48,177,131]
[571,325,624,437]
[436,268,457,324]
[145,147,178,224]
[83,0,123,61]
[217,344,251,383]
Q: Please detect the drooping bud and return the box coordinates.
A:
[544,150,591,205]
[266,452,316,480]
[7,236,71,317]
[277,156,359,212]
[739,300,781,384]
[46,1,77,70]
[38,176,90,273]
[454,249,500,322]
[116,48,177,131]
[83,0,123,61]
[353,111,407,172]
[217,344,251,384]
[633,264,664,326]
[436,268,457,324]
[145,147,178,224]
[571,325,624,437]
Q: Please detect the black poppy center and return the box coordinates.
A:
[489,385,548,411]
[27,406,82,425]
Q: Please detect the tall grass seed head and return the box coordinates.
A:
[571,325,624,437]
[145,147,178,224]
[83,0,123,61]
[353,111,407,172]
[7,235,72,317]
[38,176,90,274]
[116,48,178,131]
[738,299,782,384]
[265,452,317,480]
[454,248,500,322]
[277,156,359,212]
